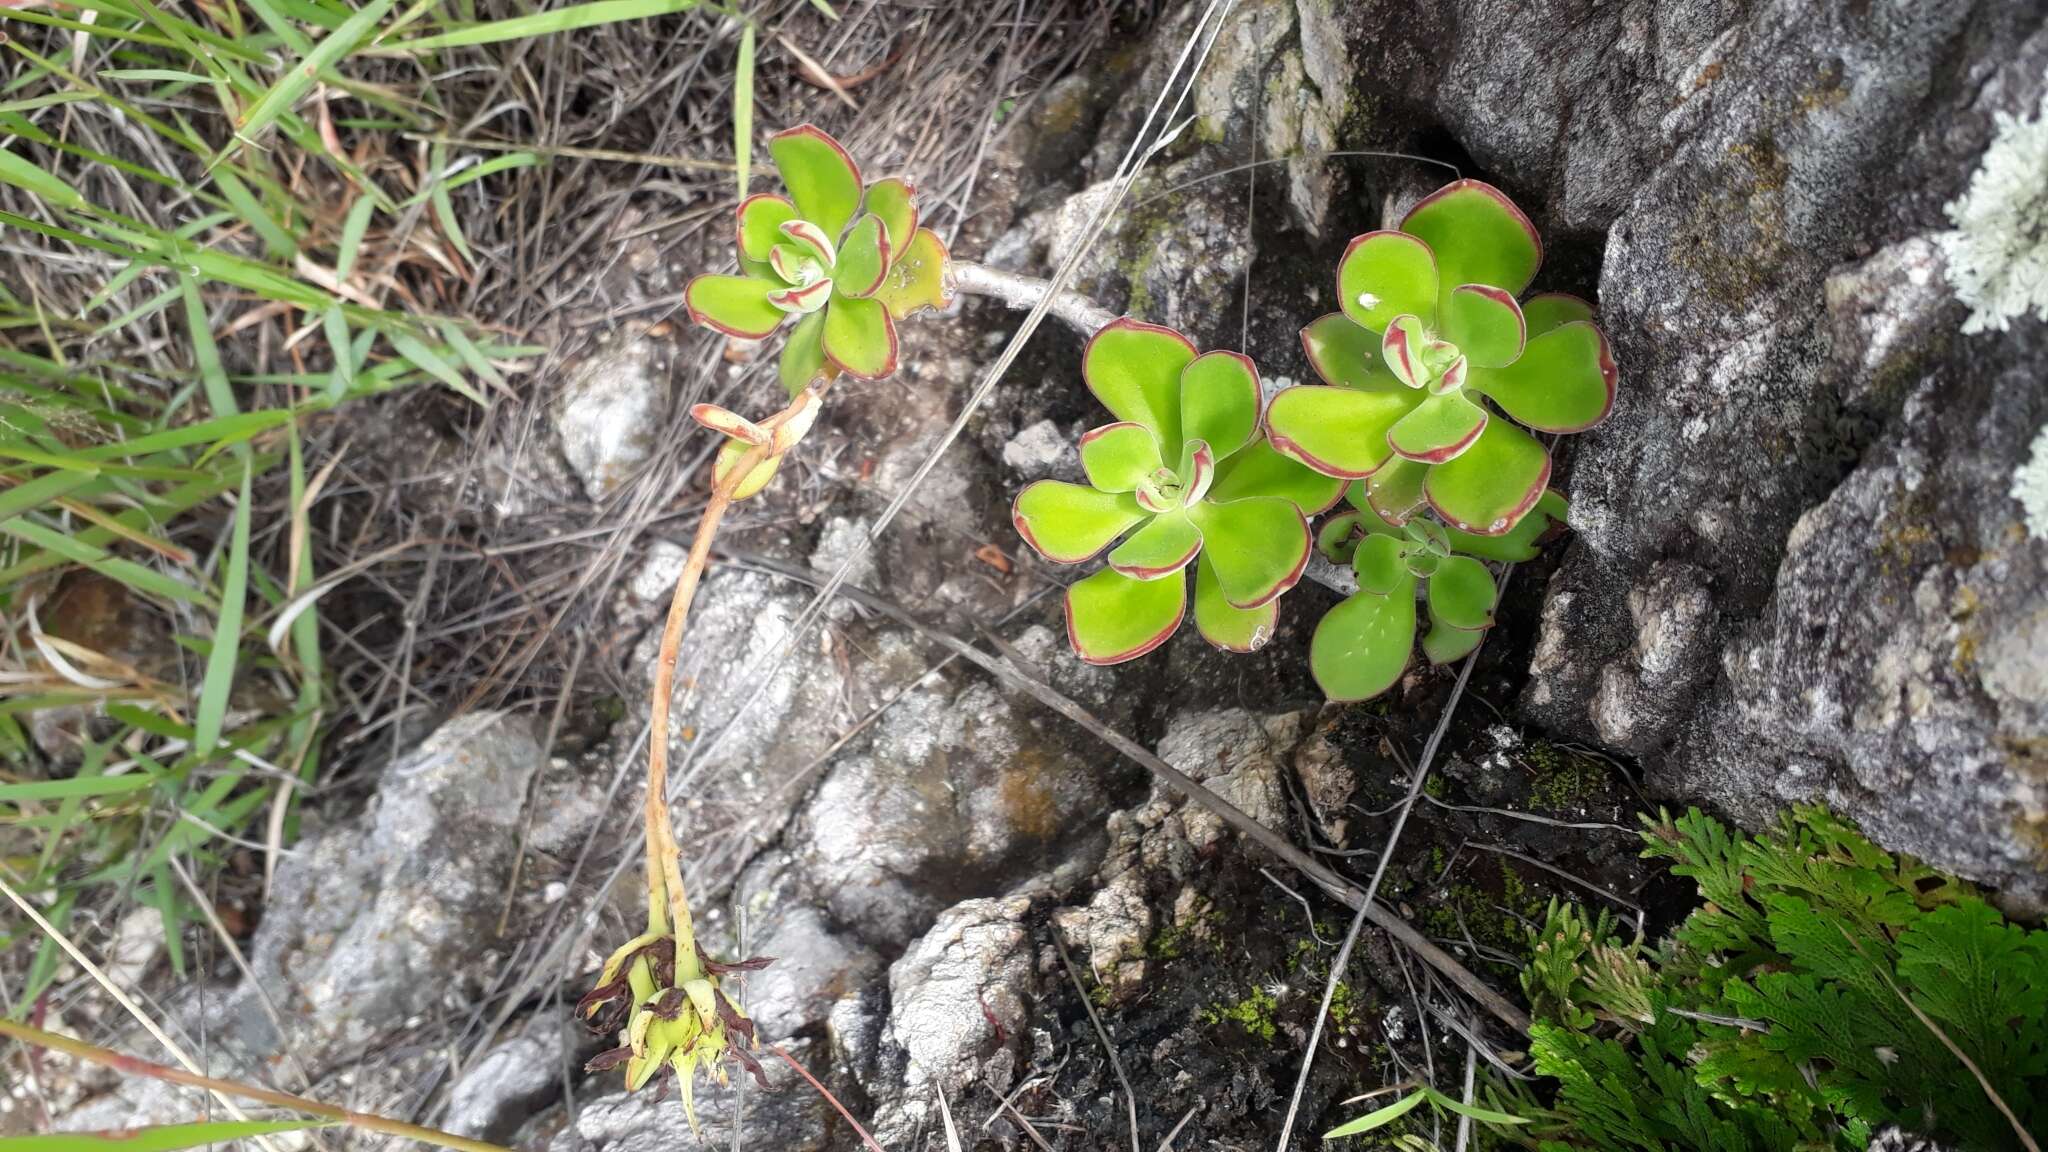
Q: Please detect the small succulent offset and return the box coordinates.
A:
[684,124,951,395]
[1265,179,1615,536]
[1012,319,1345,663]
[1262,179,1618,699]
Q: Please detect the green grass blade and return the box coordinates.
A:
[427,142,472,263]
[0,1120,332,1152]
[1323,1088,1429,1138]
[387,331,486,404]
[220,0,401,165]
[0,146,86,209]
[212,166,297,260]
[0,471,98,524]
[323,306,354,401]
[0,776,156,803]
[734,22,754,202]
[0,520,210,606]
[177,275,237,419]
[74,410,292,462]
[389,0,697,51]
[193,460,253,755]
[435,320,504,388]
[335,194,377,281]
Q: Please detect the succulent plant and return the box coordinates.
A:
[683,124,952,394]
[1309,486,1567,699]
[1012,319,1345,663]
[578,930,772,1131]
[1264,179,1616,536]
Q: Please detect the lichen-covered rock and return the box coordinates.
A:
[554,331,670,498]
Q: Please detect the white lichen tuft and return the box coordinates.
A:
[1939,92,2048,334]
[2016,424,2048,541]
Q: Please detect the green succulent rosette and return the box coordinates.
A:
[1265,179,1617,536]
[1308,485,1568,700]
[683,125,952,393]
[1012,319,1345,664]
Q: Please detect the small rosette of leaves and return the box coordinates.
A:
[1308,488,1566,701]
[577,931,774,1134]
[1266,179,1617,537]
[1011,319,1344,664]
[684,124,953,394]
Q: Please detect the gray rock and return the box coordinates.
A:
[555,333,670,498]
[712,850,880,1042]
[1001,417,1077,480]
[444,1017,570,1142]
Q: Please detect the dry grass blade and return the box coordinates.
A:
[1053,928,1139,1152]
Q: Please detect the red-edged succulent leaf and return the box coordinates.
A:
[779,219,838,267]
[1310,577,1418,702]
[1428,554,1497,631]
[1187,496,1309,608]
[1316,509,1367,563]
[1430,353,1469,396]
[1264,385,1421,478]
[1386,390,1488,463]
[864,177,918,254]
[1301,313,1404,392]
[1108,510,1202,579]
[1423,416,1551,535]
[1066,567,1185,664]
[1422,619,1484,665]
[1084,318,1197,453]
[1012,481,1146,563]
[1179,351,1260,459]
[833,214,891,298]
[1464,320,1616,433]
[768,244,818,285]
[714,439,781,500]
[736,194,799,263]
[1192,552,1276,652]
[767,125,862,239]
[1176,438,1215,506]
[1337,230,1438,332]
[872,227,952,320]
[690,403,767,443]
[778,310,830,397]
[767,279,833,314]
[1441,284,1525,368]
[1353,532,1409,596]
[820,293,898,379]
[1079,422,1164,493]
[1381,314,1430,389]
[1399,179,1542,300]
[686,274,785,339]
[1445,488,1566,562]
[1206,437,1346,514]
[1363,456,1428,524]
[1520,292,1595,337]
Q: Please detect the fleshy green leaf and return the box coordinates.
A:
[767,124,863,239]
[1446,489,1567,562]
[872,227,952,319]
[1381,314,1430,389]
[736,193,800,263]
[1179,350,1260,459]
[779,219,838,266]
[1353,532,1408,596]
[778,309,829,396]
[1422,618,1484,664]
[832,213,890,297]
[1441,283,1526,368]
[767,279,832,313]
[1080,422,1164,493]
[1013,481,1146,563]
[1300,313,1404,392]
[820,293,898,379]
[1206,437,1345,513]
[1424,417,1551,535]
[1311,578,1417,702]
[1428,554,1497,630]
[1108,510,1201,579]
[1317,509,1368,563]
[1400,179,1543,300]
[1066,567,1185,664]
[1187,496,1308,608]
[1521,291,1595,337]
[1465,321,1617,433]
[1337,230,1438,332]
[1362,456,1428,524]
[1386,390,1488,463]
[864,177,918,254]
[685,273,785,338]
[1174,438,1215,506]
[1323,1088,1430,1139]
[1263,385,1420,478]
[1192,553,1276,652]
[1084,318,1196,453]
[715,438,781,499]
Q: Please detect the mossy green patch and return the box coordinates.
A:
[1202,984,1280,1042]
